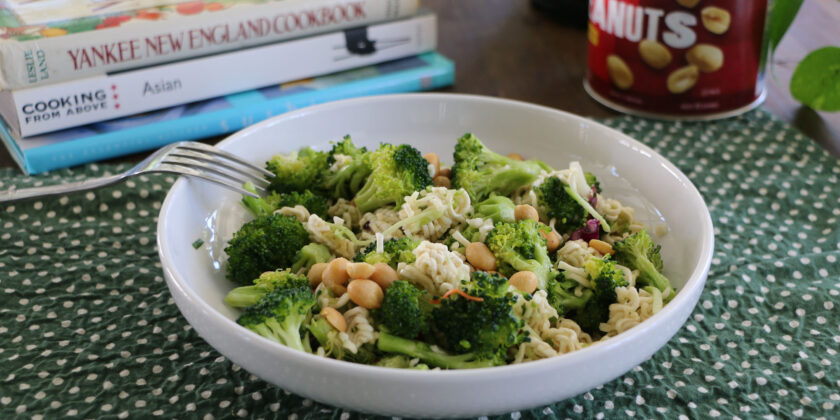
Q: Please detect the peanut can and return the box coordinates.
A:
[584,0,770,120]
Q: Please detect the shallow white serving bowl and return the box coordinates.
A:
[157,94,714,417]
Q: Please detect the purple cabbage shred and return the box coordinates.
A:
[569,219,600,241]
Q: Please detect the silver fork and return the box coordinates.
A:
[0,141,274,203]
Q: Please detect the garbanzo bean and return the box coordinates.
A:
[438,167,452,178]
[320,307,347,332]
[369,263,398,289]
[514,204,539,222]
[308,262,328,287]
[433,175,451,188]
[541,230,561,253]
[423,153,440,177]
[509,271,538,294]
[347,279,384,309]
[346,262,376,280]
[466,242,497,272]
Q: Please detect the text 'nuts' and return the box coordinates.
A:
[675,0,701,8]
[701,7,731,35]
[607,55,633,90]
[638,40,672,69]
[667,65,699,94]
[686,44,724,73]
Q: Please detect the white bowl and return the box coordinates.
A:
[157,94,713,417]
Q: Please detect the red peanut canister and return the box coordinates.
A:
[584,0,770,120]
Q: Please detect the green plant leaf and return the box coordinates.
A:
[760,0,803,75]
[790,46,840,112]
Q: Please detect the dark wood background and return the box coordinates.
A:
[1,0,838,170]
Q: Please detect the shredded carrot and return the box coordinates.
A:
[429,288,484,304]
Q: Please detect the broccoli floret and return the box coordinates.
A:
[535,176,589,234]
[241,186,330,219]
[474,195,515,224]
[555,257,628,334]
[583,256,628,301]
[375,355,430,370]
[468,270,510,298]
[354,237,420,269]
[266,147,330,194]
[322,136,372,199]
[584,172,602,194]
[377,332,497,369]
[451,133,550,201]
[375,280,431,339]
[613,230,674,300]
[546,271,593,315]
[485,219,553,290]
[309,316,378,363]
[224,269,309,308]
[352,143,433,213]
[291,243,332,274]
[224,214,309,285]
[430,282,526,363]
[236,282,316,352]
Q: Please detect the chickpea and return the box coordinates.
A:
[438,167,452,178]
[346,262,376,280]
[322,257,350,294]
[508,152,524,161]
[466,242,497,272]
[347,279,384,309]
[509,271,538,294]
[514,204,539,222]
[369,263,398,289]
[433,175,451,188]
[541,230,561,253]
[320,307,347,332]
[308,262,328,287]
[423,153,440,177]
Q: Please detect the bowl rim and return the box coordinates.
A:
[157,92,714,380]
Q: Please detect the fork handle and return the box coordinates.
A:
[0,174,125,203]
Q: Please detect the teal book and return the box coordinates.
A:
[0,52,454,174]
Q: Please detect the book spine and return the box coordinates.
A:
[20,53,455,174]
[4,12,437,137]
[0,0,419,89]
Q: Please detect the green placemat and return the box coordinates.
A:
[1,108,838,419]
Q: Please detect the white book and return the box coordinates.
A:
[0,12,437,137]
[0,0,420,89]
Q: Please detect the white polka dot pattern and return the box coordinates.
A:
[0,109,838,418]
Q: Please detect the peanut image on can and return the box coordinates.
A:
[585,0,769,120]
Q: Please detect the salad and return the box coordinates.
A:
[221,133,675,369]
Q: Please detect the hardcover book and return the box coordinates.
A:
[0,11,437,137]
[0,52,455,174]
[0,0,419,88]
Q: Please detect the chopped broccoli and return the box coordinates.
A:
[290,243,332,274]
[468,270,510,298]
[545,271,594,315]
[354,237,420,269]
[308,316,378,363]
[236,281,316,352]
[430,281,526,363]
[224,269,309,308]
[485,219,553,290]
[451,133,550,201]
[352,143,433,213]
[553,257,628,334]
[535,176,589,234]
[265,147,330,194]
[474,195,515,224]
[241,186,330,219]
[584,172,602,194]
[583,256,628,301]
[377,332,497,369]
[191,239,204,249]
[224,213,309,285]
[322,136,372,199]
[375,280,431,339]
[613,230,674,300]
[375,355,430,370]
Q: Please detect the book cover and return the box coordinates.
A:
[0,11,437,137]
[0,0,419,88]
[0,52,455,174]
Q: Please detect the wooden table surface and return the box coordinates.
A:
[1,0,838,170]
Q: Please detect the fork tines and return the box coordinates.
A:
[160,142,274,198]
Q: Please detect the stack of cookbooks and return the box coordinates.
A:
[0,0,453,174]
